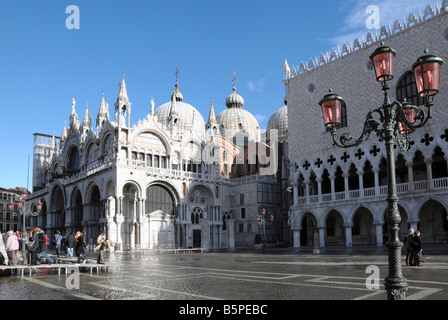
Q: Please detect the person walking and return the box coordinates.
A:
[62,232,68,256]
[5,230,21,277]
[66,232,76,259]
[404,228,415,266]
[411,230,423,266]
[27,228,40,265]
[76,231,88,264]
[54,230,63,257]
[95,231,108,264]
[5,231,20,266]
[37,229,54,265]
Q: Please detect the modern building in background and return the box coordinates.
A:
[286,4,448,248]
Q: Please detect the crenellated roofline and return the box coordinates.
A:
[283,2,448,81]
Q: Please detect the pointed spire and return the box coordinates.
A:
[97,92,109,130]
[82,103,92,129]
[98,92,109,118]
[117,73,129,103]
[207,98,217,126]
[114,74,132,127]
[62,122,67,141]
[50,132,56,150]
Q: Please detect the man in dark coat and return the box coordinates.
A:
[411,230,423,266]
[27,228,41,265]
[66,232,76,258]
[37,230,54,265]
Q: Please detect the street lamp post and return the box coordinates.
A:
[318,43,444,300]
[256,208,274,254]
[7,193,42,264]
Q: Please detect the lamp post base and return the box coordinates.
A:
[385,277,408,300]
[384,240,408,300]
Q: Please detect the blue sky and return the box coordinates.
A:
[0,0,437,189]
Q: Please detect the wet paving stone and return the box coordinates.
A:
[1,249,448,302]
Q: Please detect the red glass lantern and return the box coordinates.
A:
[398,99,417,135]
[370,43,396,83]
[8,203,15,211]
[261,208,266,216]
[412,49,445,98]
[269,215,274,222]
[17,201,23,209]
[319,90,344,129]
[21,193,27,199]
[36,203,43,211]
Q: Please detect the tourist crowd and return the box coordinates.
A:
[0,229,112,269]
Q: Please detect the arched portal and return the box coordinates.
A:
[418,200,448,244]
[72,188,83,233]
[121,182,140,250]
[85,184,101,244]
[325,210,345,246]
[146,183,178,249]
[50,186,65,234]
[191,207,204,248]
[352,207,375,245]
[146,184,176,215]
[301,212,317,246]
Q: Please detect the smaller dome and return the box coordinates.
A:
[225,85,245,108]
[267,105,288,142]
[171,81,183,102]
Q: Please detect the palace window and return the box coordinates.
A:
[396,71,425,107]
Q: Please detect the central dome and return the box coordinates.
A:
[154,82,206,139]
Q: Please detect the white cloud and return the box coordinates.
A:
[254,113,268,125]
[326,0,439,48]
[247,78,267,93]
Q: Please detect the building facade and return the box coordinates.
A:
[285,4,448,247]
[28,75,288,251]
[0,187,29,234]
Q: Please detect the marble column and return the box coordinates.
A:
[293,229,301,248]
[345,223,353,247]
[330,174,336,201]
[406,162,414,192]
[375,222,384,247]
[319,227,325,248]
[425,159,433,189]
